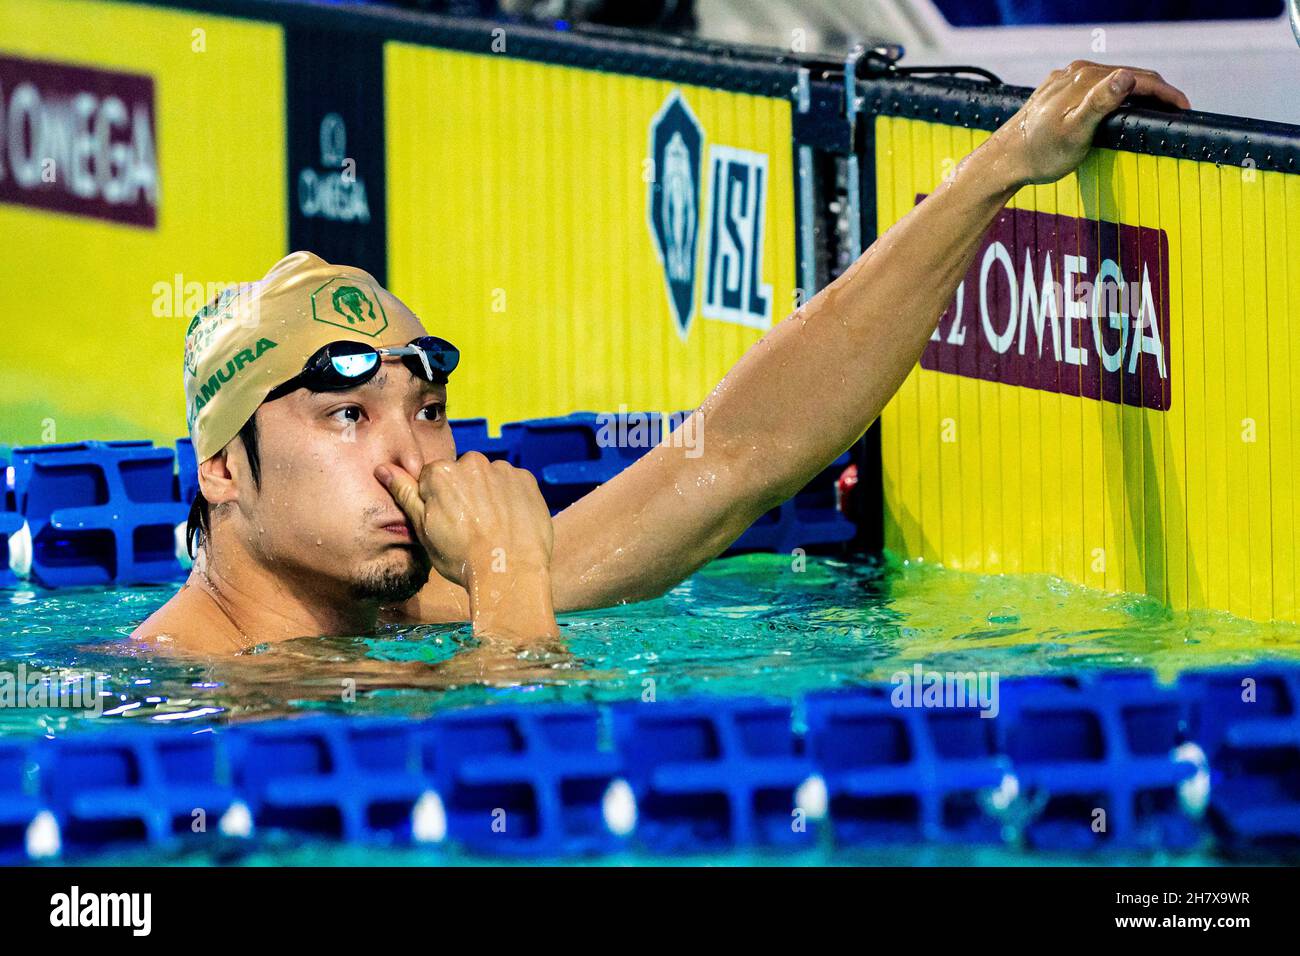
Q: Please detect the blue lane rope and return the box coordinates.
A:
[1,665,1297,862]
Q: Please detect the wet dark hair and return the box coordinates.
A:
[185,414,262,559]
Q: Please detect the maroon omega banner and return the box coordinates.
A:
[0,52,158,227]
[918,196,1172,412]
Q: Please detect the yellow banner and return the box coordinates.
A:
[384,42,797,428]
[878,114,1299,623]
[0,10,798,448]
[0,0,285,448]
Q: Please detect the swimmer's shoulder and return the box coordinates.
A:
[129,577,246,655]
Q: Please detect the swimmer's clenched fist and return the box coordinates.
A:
[376,452,559,641]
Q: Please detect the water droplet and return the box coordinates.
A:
[987,607,1019,625]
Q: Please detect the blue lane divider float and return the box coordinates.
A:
[0,738,43,864]
[499,411,674,514]
[418,705,626,855]
[229,719,427,844]
[1,664,1297,861]
[37,729,238,856]
[7,441,190,587]
[1178,666,1300,848]
[0,445,28,588]
[175,437,199,513]
[803,687,1009,846]
[465,412,854,551]
[611,698,819,851]
[444,417,514,462]
[995,672,1201,852]
[0,416,857,589]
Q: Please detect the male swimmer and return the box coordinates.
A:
[131,61,1190,656]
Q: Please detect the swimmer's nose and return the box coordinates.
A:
[395,442,424,481]
[372,416,426,482]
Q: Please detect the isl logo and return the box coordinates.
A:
[647,90,703,340]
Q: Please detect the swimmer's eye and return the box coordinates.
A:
[328,405,364,425]
[417,402,445,423]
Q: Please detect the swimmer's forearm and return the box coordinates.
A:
[546,142,1022,613]
[548,65,1188,614]
[463,562,560,641]
[699,136,1023,506]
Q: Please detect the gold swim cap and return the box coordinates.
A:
[183,251,429,462]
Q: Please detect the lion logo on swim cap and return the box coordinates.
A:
[310,276,389,337]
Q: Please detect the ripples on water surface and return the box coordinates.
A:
[3,553,1298,737]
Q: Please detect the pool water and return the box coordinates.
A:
[6,552,1299,866]
[78,834,1240,867]
[3,552,1298,737]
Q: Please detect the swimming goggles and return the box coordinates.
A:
[265,336,460,402]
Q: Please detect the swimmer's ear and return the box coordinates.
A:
[198,449,240,505]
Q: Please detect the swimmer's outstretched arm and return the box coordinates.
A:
[546,61,1189,612]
